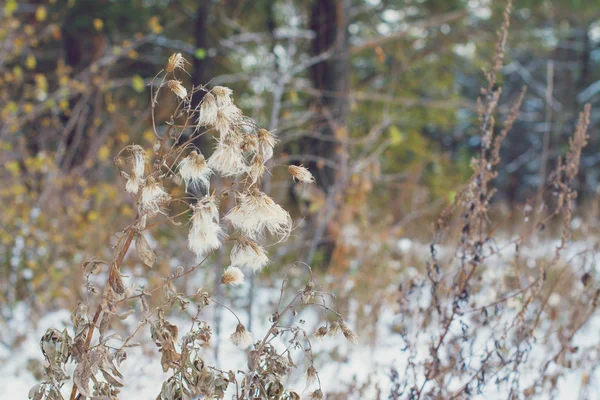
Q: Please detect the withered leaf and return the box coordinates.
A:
[100,367,124,387]
[136,233,156,268]
[109,265,125,295]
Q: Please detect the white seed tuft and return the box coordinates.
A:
[230,237,270,272]
[225,189,291,240]
[188,196,223,257]
[230,323,253,348]
[197,92,218,127]
[248,154,266,184]
[168,80,188,99]
[221,266,245,286]
[288,165,315,183]
[131,145,146,179]
[178,150,212,194]
[139,177,171,217]
[257,129,277,161]
[207,138,248,177]
[125,171,142,194]
[166,53,187,73]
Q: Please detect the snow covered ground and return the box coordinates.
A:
[2,237,600,399]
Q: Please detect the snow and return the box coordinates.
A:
[2,238,600,399]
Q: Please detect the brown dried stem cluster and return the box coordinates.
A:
[390,2,596,399]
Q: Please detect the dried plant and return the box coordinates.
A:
[389,2,597,399]
[28,54,350,400]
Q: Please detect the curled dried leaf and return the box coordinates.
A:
[136,233,156,268]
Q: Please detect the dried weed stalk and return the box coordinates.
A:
[393,1,595,398]
[29,55,355,400]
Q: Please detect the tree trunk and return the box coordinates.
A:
[302,0,350,268]
[307,0,349,189]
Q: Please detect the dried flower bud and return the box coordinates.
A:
[221,266,244,286]
[139,176,171,217]
[327,320,340,336]
[306,365,318,384]
[188,196,223,257]
[230,323,253,348]
[309,389,324,400]
[339,320,359,344]
[240,133,258,153]
[314,326,328,339]
[166,53,187,73]
[288,165,315,183]
[230,236,270,272]
[300,281,315,304]
[178,150,212,193]
[168,80,187,99]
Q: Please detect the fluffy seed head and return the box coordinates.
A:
[211,86,234,107]
[248,155,266,184]
[230,323,253,348]
[207,138,248,177]
[240,133,258,154]
[130,145,146,178]
[314,326,328,339]
[178,150,212,194]
[230,237,270,272]
[188,196,223,257]
[197,92,218,127]
[225,189,292,240]
[166,53,186,73]
[306,366,318,385]
[327,320,340,336]
[340,320,359,344]
[221,266,244,286]
[288,165,315,183]
[215,104,242,135]
[168,80,187,99]
[257,129,277,161]
[125,171,141,194]
[139,176,171,217]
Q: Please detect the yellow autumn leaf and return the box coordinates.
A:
[143,130,155,143]
[132,75,145,93]
[13,66,23,81]
[389,125,404,145]
[6,161,20,176]
[25,54,37,70]
[98,145,110,161]
[148,16,163,34]
[93,18,104,31]
[4,0,17,17]
[87,211,99,222]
